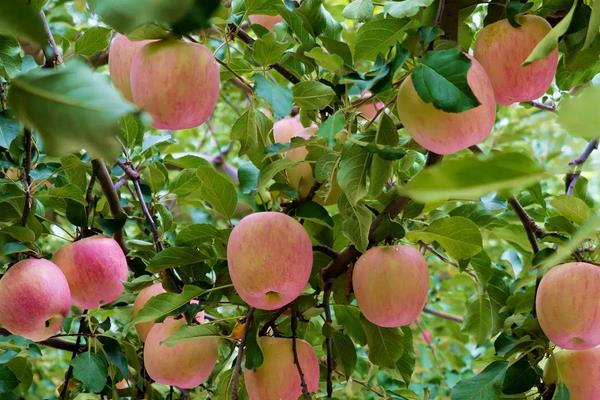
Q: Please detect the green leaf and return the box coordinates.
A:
[333,305,367,345]
[253,33,288,67]
[231,109,258,156]
[254,75,293,120]
[71,352,108,393]
[552,384,570,400]
[0,364,20,393]
[120,114,145,148]
[75,27,112,57]
[542,213,600,270]
[584,0,600,49]
[0,0,46,47]
[502,357,538,395]
[195,163,238,219]
[1,226,35,243]
[215,368,249,400]
[551,195,593,224]
[175,224,218,247]
[451,361,508,400]
[462,293,494,345]
[147,247,204,273]
[523,0,577,65]
[318,111,345,148]
[98,336,129,379]
[384,0,435,19]
[557,86,600,139]
[412,49,479,113]
[333,332,357,378]
[0,36,22,79]
[406,216,483,260]
[38,184,86,205]
[402,152,547,203]
[304,47,344,73]
[238,162,260,195]
[0,113,20,150]
[339,197,372,252]
[258,158,300,193]
[293,81,335,110]
[343,0,374,21]
[164,323,220,345]
[360,316,404,369]
[132,285,202,324]
[396,326,415,384]
[338,137,372,206]
[369,113,397,196]
[7,60,134,160]
[355,17,408,61]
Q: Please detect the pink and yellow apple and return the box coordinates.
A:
[536,262,600,350]
[249,15,283,31]
[244,336,319,400]
[352,245,429,327]
[0,259,71,341]
[227,212,313,310]
[357,92,385,121]
[144,316,219,388]
[53,236,128,309]
[552,346,600,399]
[131,39,220,130]
[473,15,558,105]
[108,33,153,102]
[396,55,496,154]
[132,283,166,341]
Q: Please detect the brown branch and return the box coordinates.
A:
[508,197,544,254]
[0,329,83,352]
[566,139,598,195]
[323,288,334,398]
[291,306,310,399]
[60,311,88,400]
[20,129,33,226]
[423,306,464,323]
[313,245,339,259]
[231,308,255,400]
[91,159,127,253]
[525,100,556,112]
[40,11,62,67]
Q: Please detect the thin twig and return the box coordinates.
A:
[20,129,33,226]
[508,197,544,254]
[40,11,62,67]
[313,245,339,259]
[291,306,310,399]
[231,308,255,400]
[323,287,334,398]
[423,306,464,323]
[0,329,83,352]
[525,100,556,112]
[60,311,87,400]
[566,139,598,195]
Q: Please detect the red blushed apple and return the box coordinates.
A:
[474,15,558,105]
[108,33,153,102]
[0,259,71,341]
[53,236,128,309]
[396,55,496,154]
[352,245,429,328]
[244,336,319,400]
[144,316,219,389]
[130,39,220,130]
[132,283,166,341]
[536,262,600,350]
[357,92,385,121]
[552,346,600,399]
[227,212,313,310]
[249,15,284,31]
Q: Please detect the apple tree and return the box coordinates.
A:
[0,0,599,399]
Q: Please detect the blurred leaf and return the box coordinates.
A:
[71,352,108,393]
[558,86,600,139]
[0,0,46,47]
[451,361,508,400]
[584,0,600,49]
[343,0,374,21]
[462,293,494,345]
[384,0,435,18]
[175,224,218,246]
[253,33,288,66]
[0,364,20,393]
[305,47,344,73]
[0,113,20,150]
[293,81,335,110]
[164,323,220,345]
[551,195,593,224]
[318,111,345,148]
[133,285,202,324]
[75,27,112,57]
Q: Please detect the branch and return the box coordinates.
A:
[60,311,87,400]
[291,306,310,399]
[566,139,598,195]
[423,306,463,323]
[231,308,255,400]
[40,11,62,67]
[323,288,334,398]
[20,129,33,226]
[508,197,544,254]
[313,245,339,259]
[0,329,83,352]
[91,159,127,254]
[525,100,556,112]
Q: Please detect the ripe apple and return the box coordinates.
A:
[536,262,600,350]
[552,346,600,399]
[144,316,219,388]
[132,283,166,341]
[473,15,558,105]
[396,55,496,154]
[244,336,319,400]
[53,236,128,309]
[0,259,71,341]
[352,245,429,327]
[130,39,220,130]
[108,33,152,102]
[357,92,385,121]
[227,212,313,310]
[249,15,283,31]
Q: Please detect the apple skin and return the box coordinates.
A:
[396,55,496,155]
[53,236,128,309]
[227,212,313,310]
[249,15,283,31]
[132,283,166,341]
[144,316,219,389]
[552,346,600,399]
[108,34,152,102]
[357,92,385,121]
[352,245,429,327]
[131,39,220,130]
[536,262,600,350]
[244,336,319,400]
[473,15,558,105]
[0,259,71,341]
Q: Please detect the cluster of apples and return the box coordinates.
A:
[108,34,220,130]
[398,15,558,154]
[0,236,128,341]
[536,262,600,399]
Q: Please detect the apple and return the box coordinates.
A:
[227,212,313,310]
[108,33,152,102]
[0,259,71,341]
[144,316,219,388]
[53,236,128,309]
[249,15,283,31]
[352,245,429,327]
[357,92,385,121]
[244,336,319,400]
[552,346,600,399]
[473,15,558,105]
[396,55,496,154]
[536,262,600,350]
[130,39,220,130]
[132,283,166,341]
